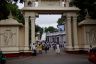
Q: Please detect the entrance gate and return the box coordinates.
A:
[22,0,79,51]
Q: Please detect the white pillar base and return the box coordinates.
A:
[65,45,80,51]
[65,45,74,51]
[74,45,80,50]
[24,46,29,52]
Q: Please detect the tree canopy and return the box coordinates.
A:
[71,0,96,22]
[0,0,24,24]
[0,0,24,3]
[45,26,58,33]
[35,25,43,38]
[57,16,66,25]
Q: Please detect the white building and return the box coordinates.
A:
[46,23,66,44]
[46,29,66,46]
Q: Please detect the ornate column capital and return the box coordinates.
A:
[66,16,71,20]
[24,16,29,22]
[24,15,29,18]
[30,17,35,20]
[73,16,77,21]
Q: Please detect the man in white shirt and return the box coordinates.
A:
[31,43,37,56]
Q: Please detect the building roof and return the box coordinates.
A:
[0,18,23,26]
[46,31,66,36]
[78,18,96,26]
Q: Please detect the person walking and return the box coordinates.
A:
[53,43,56,51]
[31,43,37,56]
[44,44,49,54]
[55,43,60,55]
[36,43,43,54]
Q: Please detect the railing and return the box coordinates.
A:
[25,0,73,7]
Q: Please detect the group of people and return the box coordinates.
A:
[30,41,50,56]
[30,41,61,56]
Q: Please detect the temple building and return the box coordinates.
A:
[22,0,79,52]
[1,0,95,57]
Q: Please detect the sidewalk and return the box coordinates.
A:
[6,48,90,64]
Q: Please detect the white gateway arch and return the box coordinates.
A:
[22,0,79,51]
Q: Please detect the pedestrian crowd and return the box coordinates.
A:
[30,41,63,56]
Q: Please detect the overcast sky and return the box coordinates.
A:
[17,3,61,28]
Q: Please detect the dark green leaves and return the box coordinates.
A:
[71,0,96,21]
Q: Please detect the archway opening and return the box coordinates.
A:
[35,14,66,50]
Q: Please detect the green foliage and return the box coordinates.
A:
[0,0,24,24]
[57,16,66,25]
[35,25,43,38]
[71,0,96,22]
[1,0,24,3]
[45,26,58,33]
[0,0,9,20]
[57,18,64,25]
[77,9,86,22]
[29,24,43,40]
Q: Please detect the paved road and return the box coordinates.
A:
[6,49,91,64]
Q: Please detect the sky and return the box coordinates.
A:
[17,3,61,28]
[36,15,61,28]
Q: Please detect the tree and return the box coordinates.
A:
[57,18,64,25]
[0,0,24,3]
[0,0,24,24]
[45,26,58,33]
[7,3,24,24]
[57,16,66,25]
[35,25,43,38]
[71,0,96,22]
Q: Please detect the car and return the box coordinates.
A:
[0,51,6,64]
[88,47,96,64]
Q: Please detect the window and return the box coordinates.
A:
[28,1,32,6]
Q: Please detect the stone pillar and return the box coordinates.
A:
[66,0,69,7]
[73,16,79,50]
[24,17,29,51]
[32,1,35,7]
[38,0,41,6]
[60,0,62,6]
[66,16,72,50]
[30,17,35,44]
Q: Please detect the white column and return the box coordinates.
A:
[60,0,62,6]
[24,0,27,7]
[32,1,35,7]
[66,16,72,50]
[24,17,29,51]
[66,0,69,7]
[38,0,41,6]
[73,16,79,50]
[30,17,35,44]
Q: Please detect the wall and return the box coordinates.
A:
[0,26,19,53]
[78,26,85,50]
[39,0,60,7]
[78,25,96,51]
[19,26,25,52]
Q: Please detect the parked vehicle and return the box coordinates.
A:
[0,51,6,64]
[88,47,96,64]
